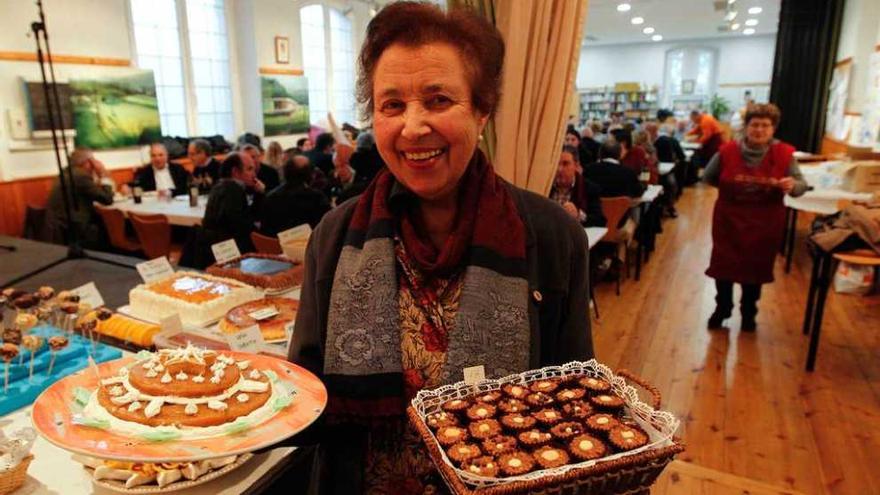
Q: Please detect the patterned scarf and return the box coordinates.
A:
[323,149,531,421]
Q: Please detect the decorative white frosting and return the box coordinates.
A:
[239,380,269,393]
[145,369,159,378]
[101,376,124,386]
[207,400,227,411]
[175,372,189,381]
[236,394,249,403]
[160,372,172,384]
[237,360,250,370]
[209,375,221,384]
[184,403,198,415]
[192,375,205,383]
[144,398,163,418]
[248,370,261,380]
[108,386,125,397]
[127,401,142,413]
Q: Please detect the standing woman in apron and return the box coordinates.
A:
[704,103,807,331]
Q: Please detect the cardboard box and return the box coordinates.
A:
[838,161,880,193]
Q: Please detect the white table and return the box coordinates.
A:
[632,185,664,280]
[684,149,695,161]
[635,184,664,205]
[681,141,702,150]
[584,227,608,250]
[111,195,206,227]
[783,189,873,215]
[658,162,675,176]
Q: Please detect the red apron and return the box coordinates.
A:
[706,141,795,285]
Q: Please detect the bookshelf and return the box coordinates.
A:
[578,84,660,123]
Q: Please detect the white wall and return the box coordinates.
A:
[835,0,880,114]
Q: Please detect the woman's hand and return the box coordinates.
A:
[562,201,579,219]
[778,177,795,194]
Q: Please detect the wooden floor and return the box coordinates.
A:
[591,184,880,495]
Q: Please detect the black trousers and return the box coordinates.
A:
[715,279,763,319]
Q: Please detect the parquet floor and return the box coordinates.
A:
[591,184,880,495]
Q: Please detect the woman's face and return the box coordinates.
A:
[746,117,775,147]
[565,134,580,147]
[372,42,488,202]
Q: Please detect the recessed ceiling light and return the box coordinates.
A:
[652,34,663,41]
[745,18,758,26]
[748,7,762,14]
[631,16,644,25]
[725,11,738,21]
[743,28,755,35]
[643,27,655,34]
[731,23,741,30]
[617,3,631,12]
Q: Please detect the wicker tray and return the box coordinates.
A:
[408,360,685,495]
[0,455,33,495]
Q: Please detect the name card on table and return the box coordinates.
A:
[227,325,265,353]
[136,257,175,284]
[160,313,183,334]
[277,224,312,245]
[463,365,486,385]
[72,282,104,309]
[284,322,295,343]
[211,239,241,264]
[248,306,279,321]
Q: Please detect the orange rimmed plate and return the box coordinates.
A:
[31,352,327,462]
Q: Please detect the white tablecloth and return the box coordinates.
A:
[681,141,702,150]
[111,196,206,227]
[784,189,873,215]
[635,184,664,205]
[585,227,608,250]
[658,162,675,175]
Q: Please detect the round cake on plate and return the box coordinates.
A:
[219,297,298,342]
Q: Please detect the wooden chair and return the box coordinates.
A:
[251,232,283,255]
[129,212,176,263]
[94,205,141,253]
[599,197,635,295]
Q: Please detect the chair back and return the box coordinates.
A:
[600,196,633,242]
[23,205,49,241]
[251,232,283,255]
[94,205,140,252]
[130,212,171,260]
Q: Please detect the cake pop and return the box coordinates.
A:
[77,316,98,350]
[12,294,37,311]
[96,308,113,321]
[35,286,55,300]
[21,335,42,382]
[2,328,21,345]
[15,313,38,333]
[0,343,19,393]
[1,288,26,301]
[47,336,69,376]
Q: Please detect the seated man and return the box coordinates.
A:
[189,138,221,194]
[133,143,190,196]
[260,154,331,236]
[584,140,646,200]
[549,145,606,227]
[240,143,280,193]
[202,152,262,254]
[304,132,336,176]
[45,148,114,249]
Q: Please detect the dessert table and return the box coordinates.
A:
[0,235,69,287]
[110,195,206,227]
[632,185,664,281]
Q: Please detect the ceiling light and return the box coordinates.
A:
[652,34,663,41]
[743,28,755,35]
[631,16,644,25]
[643,27,655,34]
[725,11,738,21]
[731,23,741,30]
[748,7,762,14]
[616,3,631,12]
[728,0,736,4]
[745,18,758,26]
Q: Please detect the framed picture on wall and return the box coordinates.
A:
[275,36,290,64]
[682,79,695,95]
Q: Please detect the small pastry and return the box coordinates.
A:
[21,334,42,353]
[579,376,612,394]
[59,292,81,303]
[516,429,553,448]
[608,424,648,451]
[532,408,564,426]
[466,403,496,421]
[529,379,559,394]
[499,413,536,431]
[60,302,80,314]
[441,398,470,415]
[12,294,38,310]
[550,421,585,441]
[1,288,26,301]
[562,399,593,420]
[36,286,55,300]
[589,393,625,412]
[468,419,501,440]
[436,425,469,446]
[475,390,503,404]
[0,343,19,361]
[585,414,619,434]
[461,455,499,478]
[525,392,555,407]
[2,328,22,345]
[533,446,569,469]
[502,383,529,400]
[447,442,482,464]
[556,388,585,403]
[96,308,114,321]
[497,398,529,414]
[48,335,69,351]
[15,313,38,332]
[426,411,459,430]
[569,434,608,461]
[481,435,517,456]
[498,451,534,476]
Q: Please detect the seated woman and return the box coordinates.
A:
[550,145,607,227]
[288,2,594,493]
[613,129,658,184]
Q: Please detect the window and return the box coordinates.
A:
[300,4,357,127]
[129,0,234,137]
[663,47,717,114]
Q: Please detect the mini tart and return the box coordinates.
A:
[497,398,530,414]
[500,413,536,431]
[481,435,517,456]
[466,403,497,421]
[447,442,482,464]
[517,429,553,448]
[556,388,586,403]
[533,446,570,469]
[562,400,594,420]
[502,383,529,400]
[529,379,559,394]
[590,393,625,412]
[585,414,620,434]
[469,419,502,440]
[436,425,469,446]
[568,434,608,461]
[608,425,649,451]
[532,408,564,426]
[426,411,459,430]
[475,390,503,404]
[525,392,555,408]
[498,451,535,476]
[550,421,585,440]
[462,455,499,478]
[579,376,612,394]
[442,398,471,414]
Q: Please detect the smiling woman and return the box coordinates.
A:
[288,2,594,493]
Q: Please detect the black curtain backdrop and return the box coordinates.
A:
[769,0,845,152]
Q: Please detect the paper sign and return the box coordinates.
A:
[277,224,312,244]
[463,365,486,385]
[211,239,241,264]
[159,314,183,334]
[136,257,174,284]
[73,282,104,309]
[284,322,295,343]
[248,306,279,321]
[227,325,264,353]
